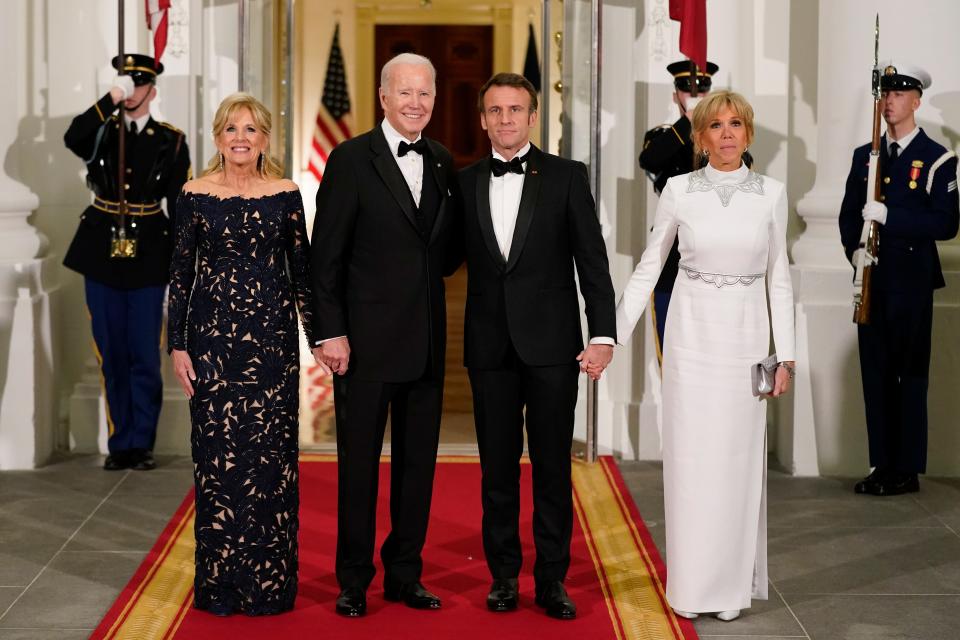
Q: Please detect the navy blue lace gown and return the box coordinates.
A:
[167,190,315,616]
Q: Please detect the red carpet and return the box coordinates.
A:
[91,455,697,640]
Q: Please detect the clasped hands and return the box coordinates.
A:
[312,337,350,376]
[576,344,614,381]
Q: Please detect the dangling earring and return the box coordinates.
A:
[218,152,224,172]
[257,152,264,174]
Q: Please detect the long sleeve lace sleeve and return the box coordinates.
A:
[615,178,680,344]
[767,185,796,361]
[283,190,317,346]
[167,192,198,353]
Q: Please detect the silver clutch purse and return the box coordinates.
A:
[751,354,778,397]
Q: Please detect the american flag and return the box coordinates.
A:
[145,0,171,67]
[307,24,353,181]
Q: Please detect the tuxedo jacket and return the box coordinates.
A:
[839,128,959,292]
[457,144,616,369]
[311,125,460,382]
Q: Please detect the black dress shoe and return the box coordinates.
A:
[535,581,576,620]
[854,468,886,495]
[876,473,919,496]
[487,578,519,612]
[383,579,441,610]
[335,587,367,617]
[130,449,157,471]
[103,451,130,471]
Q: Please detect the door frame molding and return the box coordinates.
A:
[355,2,513,133]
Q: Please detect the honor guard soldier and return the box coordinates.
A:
[839,63,959,496]
[63,54,191,471]
[639,61,752,359]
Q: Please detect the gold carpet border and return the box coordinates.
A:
[107,456,674,639]
[106,502,196,640]
[573,459,685,640]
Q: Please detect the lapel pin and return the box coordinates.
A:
[146,127,155,136]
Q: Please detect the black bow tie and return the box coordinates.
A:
[398,139,427,157]
[491,153,527,177]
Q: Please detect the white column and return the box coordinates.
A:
[0,0,58,469]
[780,0,960,476]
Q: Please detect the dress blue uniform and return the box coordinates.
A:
[63,54,191,470]
[839,64,959,493]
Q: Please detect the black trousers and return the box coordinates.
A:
[857,287,933,474]
[468,341,580,586]
[333,372,443,589]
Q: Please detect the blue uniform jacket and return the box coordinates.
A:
[839,128,959,292]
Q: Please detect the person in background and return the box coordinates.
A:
[838,63,959,497]
[63,53,190,472]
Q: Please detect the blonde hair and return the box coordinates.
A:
[202,92,284,178]
[690,90,755,160]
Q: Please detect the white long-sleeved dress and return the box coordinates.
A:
[617,162,795,613]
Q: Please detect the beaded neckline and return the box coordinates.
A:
[687,168,764,207]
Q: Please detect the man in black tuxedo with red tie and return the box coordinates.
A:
[457,73,617,619]
[310,53,461,617]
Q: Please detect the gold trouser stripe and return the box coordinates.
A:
[86,303,118,438]
[650,293,663,369]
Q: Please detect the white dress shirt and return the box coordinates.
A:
[124,113,150,133]
[489,143,614,347]
[489,142,531,260]
[887,125,919,155]
[381,118,424,206]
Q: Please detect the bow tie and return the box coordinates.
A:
[491,153,527,177]
[398,138,427,157]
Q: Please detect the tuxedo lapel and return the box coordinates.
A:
[426,138,449,245]
[370,126,420,234]
[475,158,506,268]
[505,145,543,272]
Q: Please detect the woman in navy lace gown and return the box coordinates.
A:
[168,93,316,616]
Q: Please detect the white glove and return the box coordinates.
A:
[850,248,865,268]
[111,75,135,100]
[862,201,888,225]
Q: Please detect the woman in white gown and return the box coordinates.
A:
[616,91,796,621]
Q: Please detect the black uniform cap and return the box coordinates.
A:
[111,54,163,86]
[666,60,719,93]
[877,61,931,96]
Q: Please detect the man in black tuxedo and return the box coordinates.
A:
[457,73,617,619]
[310,53,460,617]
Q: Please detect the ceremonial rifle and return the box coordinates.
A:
[852,15,881,324]
[110,0,136,258]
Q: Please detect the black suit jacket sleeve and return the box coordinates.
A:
[311,144,360,341]
[838,150,867,262]
[64,93,116,160]
[568,162,617,340]
[164,132,192,234]
[639,117,691,174]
